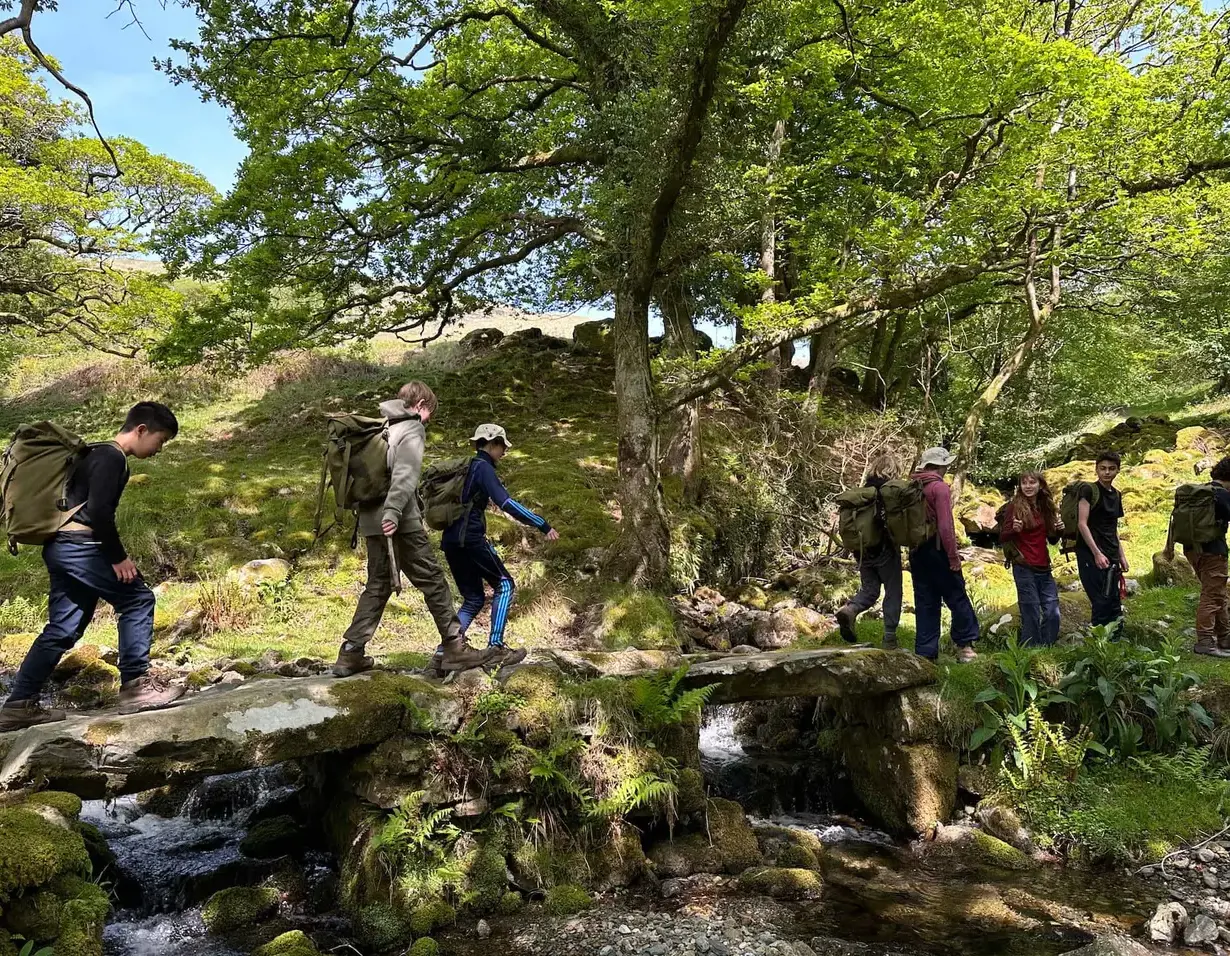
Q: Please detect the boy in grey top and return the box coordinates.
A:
[333,381,493,677]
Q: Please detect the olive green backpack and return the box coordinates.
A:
[1059,481,1099,553]
[0,422,89,554]
[313,414,390,541]
[420,458,475,533]
[1170,483,1221,551]
[835,486,883,552]
[879,478,934,550]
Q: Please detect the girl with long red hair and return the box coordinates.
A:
[999,471,1064,646]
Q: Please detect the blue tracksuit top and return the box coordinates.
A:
[441,451,551,548]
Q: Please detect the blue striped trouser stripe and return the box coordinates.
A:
[488,544,516,645]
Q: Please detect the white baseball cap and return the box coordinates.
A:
[471,423,511,447]
[919,446,956,468]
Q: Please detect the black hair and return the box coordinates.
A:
[475,438,508,452]
[122,401,179,438]
[1212,457,1230,483]
[1095,450,1121,468]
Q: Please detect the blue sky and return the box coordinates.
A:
[37,1,246,190]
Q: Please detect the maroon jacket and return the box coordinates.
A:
[911,470,960,565]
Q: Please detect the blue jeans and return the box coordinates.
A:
[1012,564,1060,646]
[8,538,155,702]
[909,543,980,660]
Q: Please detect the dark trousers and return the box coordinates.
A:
[908,543,979,660]
[342,529,461,647]
[847,547,903,637]
[1012,564,1060,646]
[444,540,515,646]
[1076,547,1122,628]
[9,537,155,702]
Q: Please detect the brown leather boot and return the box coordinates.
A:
[484,645,528,670]
[436,639,497,675]
[332,643,374,677]
[0,699,66,732]
[117,675,186,715]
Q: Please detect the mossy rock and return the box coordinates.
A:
[587,828,647,891]
[55,886,110,956]
[676,767,706,815]
[354,903,412,951]
[503,665,567,743]
[738,866,823,900]
[253,930,321,956]
[61,659,121,708]
[0,634,35,669]
[648,833,723,877]
[925,825,1034,871]
[841,729,957,836]
[409,939,440,956]
[201,886,279,934]
[460,841,508,914]
[6,888,64,940]
[597,591,679,651]
[707,798,763,874]
[240,815,304,859]
[186,666,221,690]
[498,891,523,915]
[51,644,101,680]
[74,821,116,878]
[27,792,83,819]
[753,823,825,871]
[0,930,15,956]
[1152,550,1199,588]
[572,319,614,356]
[409,899,455,937]
[732,584,769,610]
[544,884,593,916]
[0,803,91,902]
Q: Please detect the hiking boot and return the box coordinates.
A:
[117,675,186,715]
[882,634,899,651]
[955,645,978,663]
[435,639,497,676]
[0,699,66,732]
[1194,643,1230,658]
[332,644,374,677]
[835,605,859,644]
[484,645,528,670]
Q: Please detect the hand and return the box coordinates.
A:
[545,529,560,542]
[113,559,139,584]
[1012,517,1023,533]
[1054,519,1065,532]
[1120,556,1129,574]
[382,519,397,536]
[949,558,962,574]
[1094,551,1110,570]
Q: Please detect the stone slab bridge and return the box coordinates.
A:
[0,647,953,834]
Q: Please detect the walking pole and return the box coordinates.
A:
[386,536,402,596]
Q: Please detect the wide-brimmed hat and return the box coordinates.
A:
[471,423,511,447]
[919,446,956,468]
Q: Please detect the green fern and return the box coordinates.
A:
[626,665,715,732]
[999,705,1095,792]
[589,771,677,820]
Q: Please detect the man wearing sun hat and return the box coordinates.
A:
[908,446,980,663]
[438,423,560,668]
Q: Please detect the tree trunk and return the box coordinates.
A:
[609,278,670,585]
[860,314,888,405]
[760,117,786,392]
[660,281,702,503]
[807,326,838,404]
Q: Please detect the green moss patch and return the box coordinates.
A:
[409,899,456,937]
[0,804,90,902]
[240,816,303,859]
[202,886,279,935]
[544,883,593,916]
[354,903,411,951]
[408,939,440,956]
[253,930,321,956]
[738,866,823,900]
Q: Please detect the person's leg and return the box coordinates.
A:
[909,547,942,661]
[880,550,903,649]
[444,547,487,637]
[837,557,883,643]
[1211,555,1230,649]
[4,542,96,721]
[938,563,980,652]
[1012,563,1042,646]
[1038,570,1062,647]
[1076,549,1115,628]
[334,536,394,676]
[398,530,492,673]
[457,541,525,666]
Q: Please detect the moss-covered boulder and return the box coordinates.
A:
[241,815,304,859]
[1153,550,1199,588]
[922,824,1034,871]
[648,834,724,877]
[235,558,292,587]
[544,884,593,916]
[53,878,109,956]
[675,767,706,815]
[587,828,648,891]
[202,886,279,934]
[59,659,121,708]
[841,729,957,836]
[498,891,523,914]
[253,931,321,956]
[0,799,91,902]
[6,888,65,940]
[572,319,614,356]
[738,866,823,900]
[753,823,825,871]
[503,665,569,743]
[409,899,456,936]
[354,903,411,951]
[409,939,440,956]
[51,645,102,680]
[707,798,763,873]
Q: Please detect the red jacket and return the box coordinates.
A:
[999,502,1052,569]
[911,471,960,565]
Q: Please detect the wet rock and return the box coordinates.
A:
[202,885,279,934]
[1186,913,1219,946]
[957,764,996,799]
[975,805,1036,854]
[1061,934,1153,955]
[923,824,1034,871]
[1149,902,1189,944]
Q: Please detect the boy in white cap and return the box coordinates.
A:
[908,447,979,662]
[439,423,560,667]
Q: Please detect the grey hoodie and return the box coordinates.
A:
[357,399,426,537]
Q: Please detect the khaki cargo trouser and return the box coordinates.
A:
[1186,549,1230,648]
[342,528,462,646]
